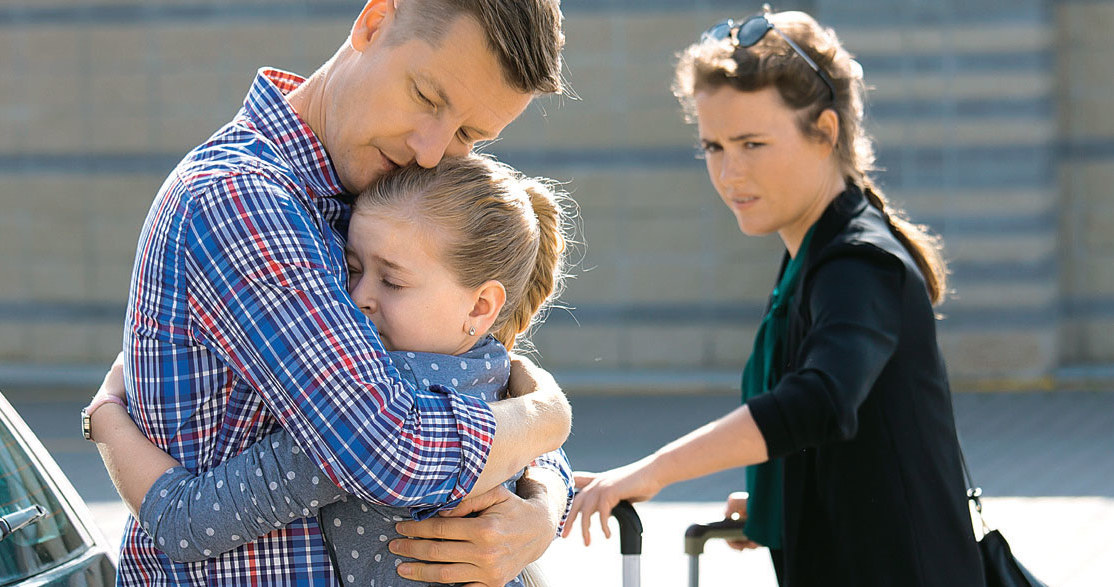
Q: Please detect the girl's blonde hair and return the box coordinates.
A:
[673,10,948,304]
[355,153,570,349]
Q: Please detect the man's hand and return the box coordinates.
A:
[95,352,128,403]
[389,482,558,586]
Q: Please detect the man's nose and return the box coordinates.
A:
[409,120,458,168]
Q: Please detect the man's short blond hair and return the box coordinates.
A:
[389,0,566,95]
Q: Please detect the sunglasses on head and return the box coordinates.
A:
[701,14,836,102]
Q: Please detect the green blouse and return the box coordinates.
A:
[741,226,815,550]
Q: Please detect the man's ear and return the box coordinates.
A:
[468,280,507,336]
[815,108,840,156]
[350,0,398,52]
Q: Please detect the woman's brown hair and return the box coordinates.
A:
[673,10,948,304]
[355,154,570,349]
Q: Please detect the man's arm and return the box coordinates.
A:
[177,175,567,509]
[467,355,570,497]
[385,358,573,585]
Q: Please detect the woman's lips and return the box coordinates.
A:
[728,195,759,208]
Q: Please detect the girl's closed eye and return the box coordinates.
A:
[381,277,404,290]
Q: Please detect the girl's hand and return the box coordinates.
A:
[562,458,663,546]
[722,491,761,550]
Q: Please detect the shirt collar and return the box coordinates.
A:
[803,181,870,259]
[241,68,348,201]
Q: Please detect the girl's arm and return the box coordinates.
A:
[89,359,345,562]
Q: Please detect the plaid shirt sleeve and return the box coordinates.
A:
[528,448,575,535]
[182,170,496,510]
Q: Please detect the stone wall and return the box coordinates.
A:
[1,1,1110,391]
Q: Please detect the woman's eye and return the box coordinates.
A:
[700,143,722,154]
[381,279,403,290]
[347,265,361,275]
[742,141,763,149]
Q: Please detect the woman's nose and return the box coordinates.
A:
[718,151,746,184]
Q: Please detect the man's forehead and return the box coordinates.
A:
[405,20,534,139]
[414,64,531,140]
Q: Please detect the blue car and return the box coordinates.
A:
[0,391,115,585]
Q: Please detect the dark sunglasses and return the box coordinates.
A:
[701,15,836,102]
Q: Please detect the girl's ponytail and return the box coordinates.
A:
[493,179,568,349]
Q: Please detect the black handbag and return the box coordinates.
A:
[960,455,1049,587]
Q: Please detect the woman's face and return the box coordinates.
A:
[695,85,840,253]
[345,207,479,356]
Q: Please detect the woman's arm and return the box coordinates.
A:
[565,253,906,546]
[563,403,768,545]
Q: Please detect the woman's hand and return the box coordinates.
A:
[562,457,664,546]
[722,491,760,551]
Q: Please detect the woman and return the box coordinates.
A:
[566,10,984,586]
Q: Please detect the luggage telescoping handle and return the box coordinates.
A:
[684,518,747,586]
[611,500,642,587]
[684,518,747,556]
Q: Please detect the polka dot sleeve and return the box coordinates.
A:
[137,429,345,562]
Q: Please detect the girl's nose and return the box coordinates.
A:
[349,275,378,314]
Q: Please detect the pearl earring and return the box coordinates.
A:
[468,326,476,336]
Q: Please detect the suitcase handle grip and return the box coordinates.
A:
[684,518,748,555]
[611,500,643,556]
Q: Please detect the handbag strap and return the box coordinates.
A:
[957,437,991,534]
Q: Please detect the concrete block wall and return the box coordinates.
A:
[0,0,1110,392]
[1057,0,1114,373]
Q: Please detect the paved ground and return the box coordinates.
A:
[5,386,1114,585]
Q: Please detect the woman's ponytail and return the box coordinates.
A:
[861,178,948,305]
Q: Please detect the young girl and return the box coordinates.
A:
[89,154,572,587]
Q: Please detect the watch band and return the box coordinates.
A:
[80,395,127,442]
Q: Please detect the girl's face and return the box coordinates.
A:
[345,206,479,356]
[695,85,842,255]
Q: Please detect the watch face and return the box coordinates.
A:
[81,408,93,441]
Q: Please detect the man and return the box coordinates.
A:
[98,1,572,584]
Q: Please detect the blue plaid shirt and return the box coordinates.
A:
[118,68,571,585]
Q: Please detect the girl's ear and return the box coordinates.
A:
[350,0,398,52]
[467,280,507,336]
